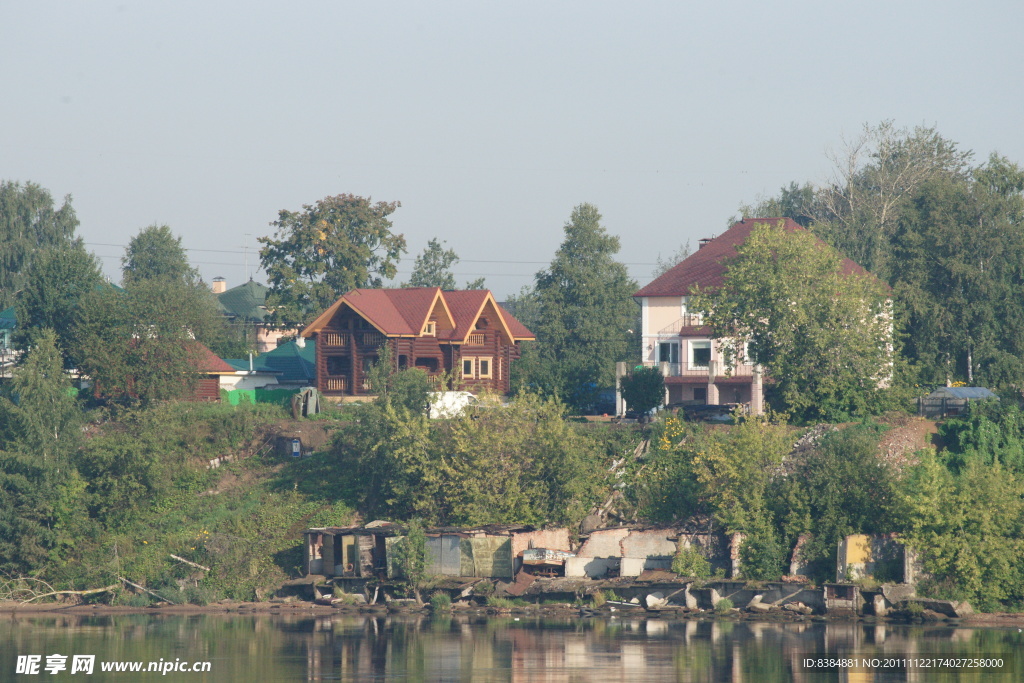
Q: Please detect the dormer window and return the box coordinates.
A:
[422,320,436,336]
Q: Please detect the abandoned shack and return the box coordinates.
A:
[305,523,573,581]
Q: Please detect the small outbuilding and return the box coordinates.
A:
[918,386,997,418]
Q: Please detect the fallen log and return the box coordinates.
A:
[21,584,118,604]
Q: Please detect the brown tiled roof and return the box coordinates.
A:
[634,218,873,298]
[302,288,534,341]
[191,341,237,374]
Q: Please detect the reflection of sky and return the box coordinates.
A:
[4,614,1023,682]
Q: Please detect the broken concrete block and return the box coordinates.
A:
[645,592,668,609]
[872,594,887,617]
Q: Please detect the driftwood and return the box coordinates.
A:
[169,554,211,572]
[119,577,178,604]
[21,584,118,604]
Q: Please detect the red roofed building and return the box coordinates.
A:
[300,288,535,397]
[632,218,874,414]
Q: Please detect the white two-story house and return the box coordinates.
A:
[631,217,878,415]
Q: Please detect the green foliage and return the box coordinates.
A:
[404,238,458,289]
[429,591,452,611]
[0,330,87,574]
[773,424,898,580]
[739,523,786,581]
[692,222,893,422]
[331,393,609,527]
[259,193,406,325]
[619,366,665,417]
[938,399,1024,474]
[74,278,231,405]
[14,241,104,359]
[895,453,1024,611]
[713,597,734,614]
[514,204,637,412]
[691,413,793,534]
[0,180,79,311]
[672,545,711,578]
[394,519,429,602]
[122,224,198,285]
[0,329,82,461]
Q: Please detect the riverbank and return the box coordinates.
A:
[4,599,1024,628]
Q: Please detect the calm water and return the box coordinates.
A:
[2,612,1022,682]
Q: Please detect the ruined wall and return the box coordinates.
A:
[577,528,630,558]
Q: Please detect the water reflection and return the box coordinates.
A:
[2,613,1021,682]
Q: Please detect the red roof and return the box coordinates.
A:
[190,341,237,374]
[302,288,534,341]
[634,218,874,298]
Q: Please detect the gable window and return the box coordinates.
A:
[422,320,436,336]
[691,341,711,368]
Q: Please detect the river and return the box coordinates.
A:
[2,613,1021,681]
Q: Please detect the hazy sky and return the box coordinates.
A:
[3,1,1022,298]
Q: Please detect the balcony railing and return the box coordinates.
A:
[467,332,485,346]
[324,376,348,392]
[644,360,756,378]
[321,331,347,348]
[360,331,386,347]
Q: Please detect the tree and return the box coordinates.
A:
[122,224,198,285]
[74,279,224,405]
[259,194,406,325]
[0,330,85,574]
[692,222,892,422]
[814,122,972,279]
[404,238,457,289]
[619,366,665,417]
[394,519,430,603]
[517,204,637,412]
[890,155,1024,386]
[651,241,691,278]
[14,241,104,360]
[735,181,817,228]
[0,181,79,310]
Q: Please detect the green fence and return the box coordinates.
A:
[220,387,297,407]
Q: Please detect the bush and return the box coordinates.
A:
[713,597,735,614]
[430,591,452,612]
[672,545,712,578]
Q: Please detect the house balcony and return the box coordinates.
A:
[644,360,757,378]
[318,330,389,350]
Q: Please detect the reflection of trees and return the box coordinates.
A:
[3,615,1022,682]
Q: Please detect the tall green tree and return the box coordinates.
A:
[0,330,85,574]
[0,181,79,310]
[814,122,972,280]
[891,155,1024,385]
[14,240,104,360]
[74,279,224,405]
[122,223,198,285]
[517,204,637,411]
[404,238,458,289]
[692,222,892,422]
[259,194,406,325]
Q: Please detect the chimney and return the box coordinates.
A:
[698,238,713,250]
[212,277,227,294]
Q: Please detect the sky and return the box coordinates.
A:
[3,1,1023,299]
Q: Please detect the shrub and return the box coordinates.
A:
[430,591,452,612]
[713,597,735,614]
[673,545,712,578]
